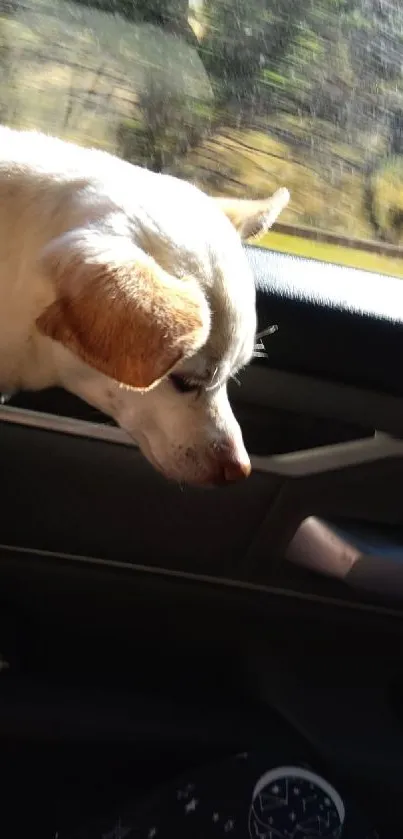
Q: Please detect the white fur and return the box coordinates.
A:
[0,126,269,485]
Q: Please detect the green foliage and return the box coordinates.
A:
[117,82,212,170]
[0,0,403,249]
[371,155,403,243]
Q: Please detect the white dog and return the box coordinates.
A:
[0,127,289,486]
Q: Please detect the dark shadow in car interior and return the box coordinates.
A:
[2,245,403,837]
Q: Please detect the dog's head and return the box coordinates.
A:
[36,182,289,486]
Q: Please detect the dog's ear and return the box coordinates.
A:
[214,187,290,241]
[36,230,210,390]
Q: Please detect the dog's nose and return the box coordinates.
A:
[211,442,251,484]
[223,458,252,483]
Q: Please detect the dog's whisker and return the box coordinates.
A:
[210,366,219,385]
[253,323,277,360]
[0,391,14,404]
[256,324,278,340]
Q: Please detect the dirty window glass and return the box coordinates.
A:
[2,0,403,276]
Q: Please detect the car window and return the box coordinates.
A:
[1,0,403,276]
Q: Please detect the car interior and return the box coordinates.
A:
[2,0,403,836]
[2,244,403,837]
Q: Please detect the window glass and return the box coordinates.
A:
[1,0,403,276]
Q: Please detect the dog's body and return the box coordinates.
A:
[0,126,289,485]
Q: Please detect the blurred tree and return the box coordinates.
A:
[0,0,19,12]
[117,76,211,171]
[348,0,403,83]
[199,0,312,118]
[72,0,208,170]
[70,0,200,47]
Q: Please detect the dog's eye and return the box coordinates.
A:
[169,374,200,394]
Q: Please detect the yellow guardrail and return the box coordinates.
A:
[259,223,403,279]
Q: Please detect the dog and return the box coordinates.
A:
[0,126,289,486]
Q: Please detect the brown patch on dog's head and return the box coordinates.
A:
[36,236,210,389]
[214,187,290,241]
